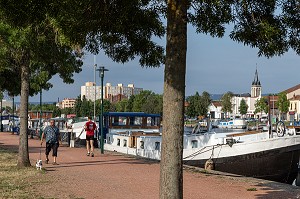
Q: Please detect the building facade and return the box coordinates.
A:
[208,68,266,119]
[61,98,76,109]
[81,82,102,101]
[283,84,300,121]
[81,82,143,102]
[230,68,264,118]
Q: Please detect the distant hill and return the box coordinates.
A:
[15,102,56,105]
[186,94,223,101]
[210,94,223,101]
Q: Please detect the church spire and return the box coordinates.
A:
[252,65,261,86]
[251,65,262,97]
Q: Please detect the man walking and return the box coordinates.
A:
[84,116,97,157]
[41,119,60,165]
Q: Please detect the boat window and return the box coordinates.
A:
[134,117,142,125]
[112,116,127,126]
[191,140,198,148]
[147,117,160,126]
[155,142,160,150]
[127,116,143,126]
[123,139,127,147]
[117,139,120,146]
[153,117,161,126]
[140,141,144,149]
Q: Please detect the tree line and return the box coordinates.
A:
[186,91,290,120]
[0,1,299,198]
[28,90,163,118]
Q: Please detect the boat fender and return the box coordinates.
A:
[204,159,214,170]
[226,137,234,147]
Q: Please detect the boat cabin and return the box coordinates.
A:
[104,112,161,149]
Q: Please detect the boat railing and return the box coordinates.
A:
[109,125,160,130]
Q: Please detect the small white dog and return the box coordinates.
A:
[36,159,43,170]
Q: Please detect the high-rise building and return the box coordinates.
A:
[61,98,76,109]
[80,82,143,102]
[80,82,102,101]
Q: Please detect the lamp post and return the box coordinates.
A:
[97,66,108,154]
[12,95,14,133]
[272,94,275,121]
[94,63,97,122]
[39,88,42,138]
[0,92,3,132]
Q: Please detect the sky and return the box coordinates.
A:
[13,25,300,102]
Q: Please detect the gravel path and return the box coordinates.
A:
[1,132,300,199]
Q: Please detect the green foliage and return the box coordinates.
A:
[72,90,162,116]
[128,90,163,114]
[188,1,300,58]
[73,96,114,117]
[189,0,234,37]
[239,99,248,116]
[80,96,91,117]
[276,92,289,114]
[126,95,135,112]
[254,97,269,115]
[28,103,63,117]
[185,92,200,118]
[0,18,83,96]
[46,0,165,67]
[186,91,212,118]
[115,99,128,112]
[200,91,212,116]
[52,106,61,117]
[221,92,233,117]
[74,96,82,117]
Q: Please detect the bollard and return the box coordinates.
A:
[204,158,215,170]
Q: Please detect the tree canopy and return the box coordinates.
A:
[239,98,248,116]
[0,1,166,167]
[186,91,211,118]
[221,91,233,118]
[276,92,290,120]
[254,97,269,118]
[1,0,300,197]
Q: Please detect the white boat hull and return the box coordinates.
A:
[104,131,300,184]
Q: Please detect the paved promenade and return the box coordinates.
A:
[1,132,300,199]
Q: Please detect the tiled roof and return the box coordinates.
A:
[283,84,300,94]
[212,101,221,107]
[290,95,300,101]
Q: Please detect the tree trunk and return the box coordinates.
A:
[159,1,187,199]
[17,54,31,167]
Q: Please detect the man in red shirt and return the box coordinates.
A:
[84,116,97,157]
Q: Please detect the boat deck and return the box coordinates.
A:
[226,130,263,137]
[287,125,300,129]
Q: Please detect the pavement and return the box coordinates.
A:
[1,131,300,199]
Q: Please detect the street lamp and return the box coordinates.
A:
[12,95,14,133]
[0,92,3,132]
[94,63,97,122]
[272,94,275,121]
[97,66,108,154]
[39,87,43,138]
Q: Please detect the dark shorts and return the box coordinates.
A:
[86,135,94,141]
[46,142,59,157]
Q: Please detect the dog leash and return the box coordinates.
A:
[39,142,42,160]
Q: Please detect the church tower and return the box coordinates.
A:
[251,67,261,97]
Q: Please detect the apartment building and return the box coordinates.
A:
[61,98,76,109]
[81,82,143,102]
[81,82,102,101]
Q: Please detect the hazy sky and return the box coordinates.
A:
[14,25,300,102]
